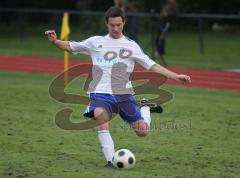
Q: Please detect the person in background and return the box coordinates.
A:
[156,0,178,66]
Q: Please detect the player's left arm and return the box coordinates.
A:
[132,43,190,84]
[149,64,191,83]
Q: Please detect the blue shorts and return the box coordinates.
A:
[83,93,142,123]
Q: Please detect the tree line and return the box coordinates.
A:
[1,0,240,14]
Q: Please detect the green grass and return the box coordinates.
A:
[1,71,240,178]
[0,35,82,59]
[166,31,240,69]
[0,29,240,69]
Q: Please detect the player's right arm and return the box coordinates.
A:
[45,30,71,52]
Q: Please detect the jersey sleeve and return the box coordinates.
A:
[69,36,96,55]
[133,44,156,70]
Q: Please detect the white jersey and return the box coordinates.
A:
[69,34,156,94]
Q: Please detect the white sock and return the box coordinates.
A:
[141,106,151,127]
[98,130,115,162]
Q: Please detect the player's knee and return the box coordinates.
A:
[94,107,109,125]
[135,129,148,137]
[132,121,149,137]
[94,107,107,118]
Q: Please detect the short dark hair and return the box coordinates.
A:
[105,6,125,23]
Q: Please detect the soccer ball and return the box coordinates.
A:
[112,149,136,169]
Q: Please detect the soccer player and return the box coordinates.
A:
[45,7,191,167]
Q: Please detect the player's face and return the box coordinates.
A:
[106,17,125,39]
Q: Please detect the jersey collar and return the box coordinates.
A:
[106,34,125,41]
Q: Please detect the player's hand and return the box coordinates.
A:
[174,74,191,84]
[45,30,57,43]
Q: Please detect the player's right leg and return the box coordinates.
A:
[97,121,114,168]
[94,107,111,126]
[83,93,116,166]
[86,106,115,166]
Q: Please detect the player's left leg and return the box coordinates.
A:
[131,119,150,137]
[139,99,163,113]
[118,96,151,137]
[131,105,151,137]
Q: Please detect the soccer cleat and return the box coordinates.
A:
[104,161,114,168]
[139,99,163,113]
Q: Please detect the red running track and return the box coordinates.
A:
[0,55,240,91]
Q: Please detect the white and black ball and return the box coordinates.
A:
[112,149,136,169]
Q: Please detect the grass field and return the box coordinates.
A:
[0,29,240,69]
[1,71,240,178]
